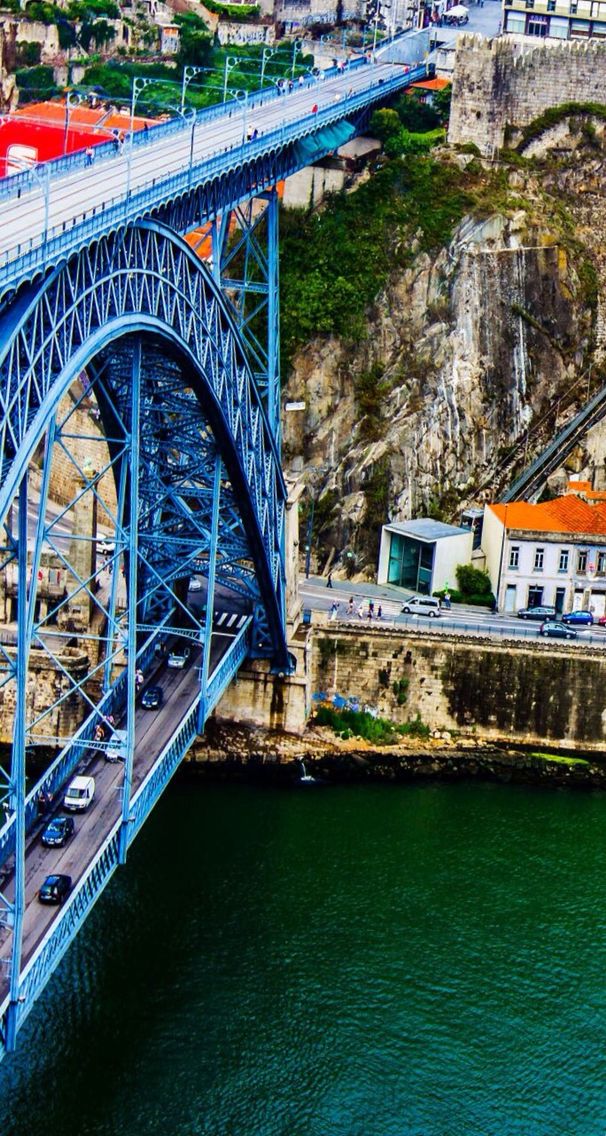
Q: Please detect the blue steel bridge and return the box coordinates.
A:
[0,36,429,1055]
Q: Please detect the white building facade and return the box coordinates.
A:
[483,498,606,615]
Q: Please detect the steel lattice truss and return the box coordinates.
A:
[0,219,288,1053]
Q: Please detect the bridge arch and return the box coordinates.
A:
[0,219,288,665]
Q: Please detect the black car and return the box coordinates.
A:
[141,685,163,710]
[539,621,577,640]
[39,874,72,905]
[41,815,75,848]
[517,605,557,621]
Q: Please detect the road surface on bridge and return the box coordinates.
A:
[0,616,243,1005]
[0,60,413,267]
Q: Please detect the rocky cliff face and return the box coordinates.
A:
[282,143,602,569]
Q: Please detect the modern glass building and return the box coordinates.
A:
[378,519,474,594]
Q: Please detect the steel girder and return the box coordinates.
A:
[0,220,288,664]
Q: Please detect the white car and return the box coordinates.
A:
[401,595,442,618]
[167,645,191,669]
[63,775,95,812]
[104,729,128,763]
[188,577,203,592]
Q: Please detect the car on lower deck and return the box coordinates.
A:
[539,621,577,640]
[38,874,72,904]
[561,610,594,626]
[141,685,163,710]
[517,605,556,620]
[41,815,75,848]
[167,644,192,669]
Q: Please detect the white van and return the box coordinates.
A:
[401,595,442,618]
[63,775,95,812]
[104,729,128,763]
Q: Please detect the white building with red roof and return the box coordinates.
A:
[484,482,606,615]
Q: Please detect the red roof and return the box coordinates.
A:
[489,496,606,535]
[409,78,450,92]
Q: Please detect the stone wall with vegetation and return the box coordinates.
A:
[448,35,606,157]
[311,626,606,751]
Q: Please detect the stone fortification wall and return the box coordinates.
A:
[311,625,606,751]
[448,35,606,157]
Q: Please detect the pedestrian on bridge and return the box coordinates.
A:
[136,668,144,691]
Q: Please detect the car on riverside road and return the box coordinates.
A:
[41,815,75,848]
[517,605,557,620]
[401,596,442,618]
[141,685,163,710]
[539,621,577,640]
[38,874,72,905]
[561,610,594,626]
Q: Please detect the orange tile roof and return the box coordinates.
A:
[409,78,450,91]
[489,495,606,535]
[566,479,606,502]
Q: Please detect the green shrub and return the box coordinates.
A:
[315,705,428,745]
[392,677,409,705]
[456,564,492,596]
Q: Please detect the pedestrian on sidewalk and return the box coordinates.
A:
[327,572,333,588]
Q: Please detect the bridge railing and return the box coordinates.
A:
[0,56,372,206]
[0,62,429,285]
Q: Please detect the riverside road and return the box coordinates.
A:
[300,577,606,646]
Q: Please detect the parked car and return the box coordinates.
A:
[38,874,72,905]
[539,621,577,640]
[517,605,557,620]
[105,729,128,762]
[141,685,163,710]
[401,596,442,618]
[167,644,192,668]
[562,610,594,626]
[41,815,75,848]
[63,775,95,812]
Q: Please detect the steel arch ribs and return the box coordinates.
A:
[0,220,288,667]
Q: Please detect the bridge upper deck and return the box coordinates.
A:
[0,57,428,299]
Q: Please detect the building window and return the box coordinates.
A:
[505,11,526,30]
[570,1,578,10]
[534,547,544,571]
[547,0,555,10]
[577,549,588,574]
[598,551,606,575]
[509,545,520,570]
[527,12,548,32]
[559,549,569,572]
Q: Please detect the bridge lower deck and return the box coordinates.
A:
[0,623,237,1006]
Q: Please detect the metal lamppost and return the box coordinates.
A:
[233,88,249,145]
[291,37,303,78]
[180,65,213,113]
[223,56,244,102]
[63,89,83,155]
[260,46,277,87]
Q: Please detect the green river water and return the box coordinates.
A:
[1,777,605,1135]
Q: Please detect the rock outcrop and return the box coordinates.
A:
[282,145,604,567]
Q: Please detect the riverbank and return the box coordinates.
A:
[188,721,606,790]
